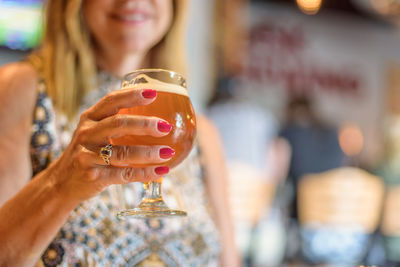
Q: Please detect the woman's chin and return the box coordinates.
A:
[113,31,163,54]
[114,43,150,55]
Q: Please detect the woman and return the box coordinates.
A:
[0,0,239,266]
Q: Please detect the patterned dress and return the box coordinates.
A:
[30,73,221,266]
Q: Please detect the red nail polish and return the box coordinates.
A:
[142,89,157,99]
[155,166,169,175]
[160,147,175,159]
[157,121,172,133]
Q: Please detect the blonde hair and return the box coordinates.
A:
[29,0,188,120]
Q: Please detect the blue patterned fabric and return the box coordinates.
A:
[301,225,370,265]
[30,74,221,266]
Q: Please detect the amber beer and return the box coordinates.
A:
[115,70,193,218]
[111,74,197,169]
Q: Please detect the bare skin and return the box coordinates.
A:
[198,117,242,267]
[0,62,171,266]
[0,0,241,265]
[0,64,241,267]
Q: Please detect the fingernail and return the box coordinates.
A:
[155,166,169,175]
[157,120,172,133]
[142,89,157,99]
[159,147,175,159]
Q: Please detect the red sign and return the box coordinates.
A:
[243,22,361,96]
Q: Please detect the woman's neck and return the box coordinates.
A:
[95,46,150,77]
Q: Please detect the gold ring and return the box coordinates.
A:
[100,144,113,165]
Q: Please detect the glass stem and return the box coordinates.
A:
[142,181,163,203]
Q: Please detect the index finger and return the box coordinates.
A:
[85,88,157,121]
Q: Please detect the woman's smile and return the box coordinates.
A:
[110,9,153,26]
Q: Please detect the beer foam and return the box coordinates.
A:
[121,74,188,97]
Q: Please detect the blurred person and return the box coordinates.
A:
[208,76,281,187]
[279,94,346,262]
[208,76,290,267]
[0,0,239,266]
[247,137,291,267]
[280,94,346,219]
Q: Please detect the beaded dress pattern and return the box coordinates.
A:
[31,73,221,266]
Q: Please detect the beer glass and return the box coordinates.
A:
[113,69,196,218]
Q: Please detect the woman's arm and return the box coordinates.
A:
[0,62,75,266]
[197,116,241,267]
[0,63,174,266]
[0,166,80,266]
[0,63,36,207]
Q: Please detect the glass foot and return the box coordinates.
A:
[117,199,187,219]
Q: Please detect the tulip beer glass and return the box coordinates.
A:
[113,69,196,218]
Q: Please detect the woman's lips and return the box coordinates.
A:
[111,11,151,24]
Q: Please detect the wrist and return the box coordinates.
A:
[0,165,79,266]
[39,165,81,212]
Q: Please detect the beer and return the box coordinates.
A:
[111,74,197,168]
[115,70,194,218]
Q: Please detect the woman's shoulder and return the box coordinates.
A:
[0,61,39,122]
[196,114,223,152]
[197,114,219,139]
[0,61,38,92]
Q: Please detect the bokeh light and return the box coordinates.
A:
[370,0,400,16]
[296,0,323,15]
[339,123,364,156]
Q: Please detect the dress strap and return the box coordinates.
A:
[26,53,63,176]
[30,77,57,176]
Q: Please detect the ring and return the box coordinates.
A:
[100,144,113,165]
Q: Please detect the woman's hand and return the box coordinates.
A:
[0,64,174,266]
[46,88,172,203]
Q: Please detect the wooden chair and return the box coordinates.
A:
[297,167,385,264]
[227,138,291,266]
[229,137,291,225]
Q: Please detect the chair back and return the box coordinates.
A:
[298,167,384,232]
[297,167,385,264]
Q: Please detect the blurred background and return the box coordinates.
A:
[1,0,400,266]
